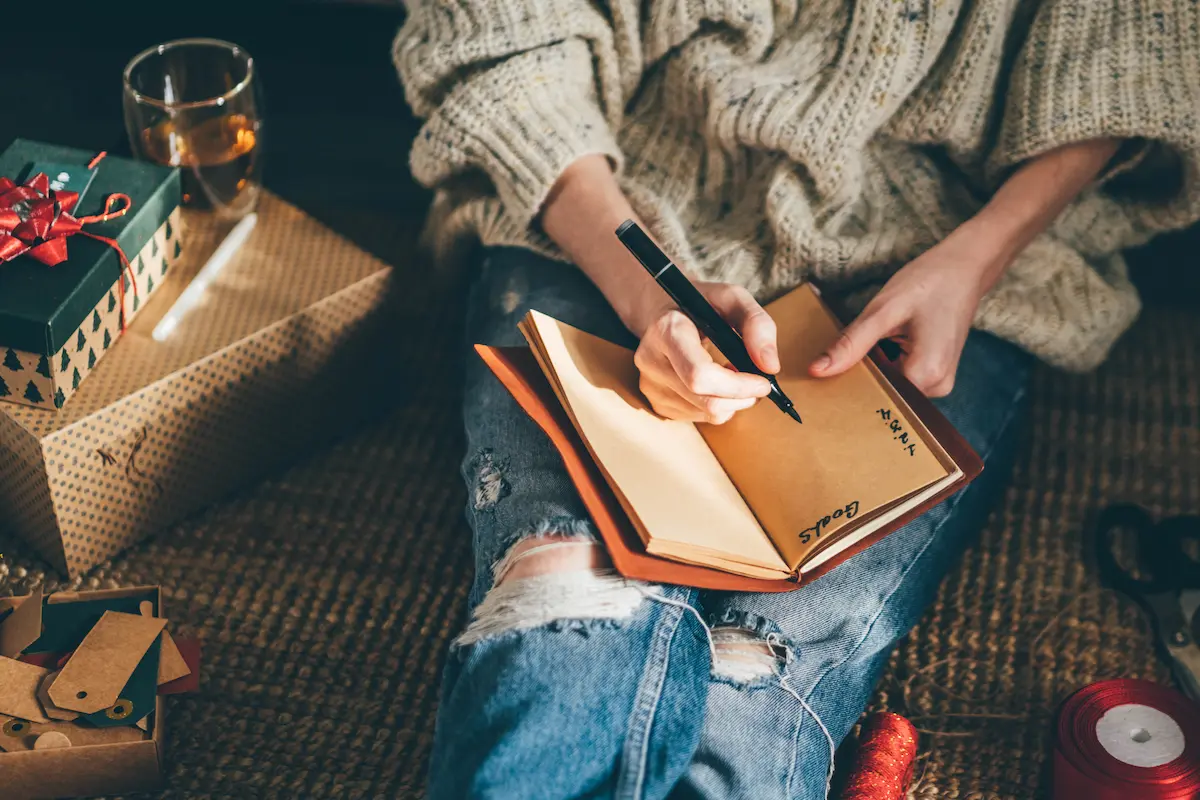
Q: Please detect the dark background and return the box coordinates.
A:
[0,0,429,265]
[0,0,1195,304]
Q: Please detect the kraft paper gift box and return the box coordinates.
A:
[0,585,191,799]
[0,192,394,577]
[0,139,182,411]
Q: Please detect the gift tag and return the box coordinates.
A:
[0,588,43,659]
[49,611,165,715]
[78,638,160,728]
[0,717,37,752]
[30,595,151,654]
[158,638,202,696]
[135,602,191,686]
[0,656,51,723]
[37,671,81,722]
[157,631,190,685]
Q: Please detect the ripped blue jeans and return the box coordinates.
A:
[429,247,1032,799]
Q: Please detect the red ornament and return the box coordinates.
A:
[0,158,139,330]
[843,712,919,800]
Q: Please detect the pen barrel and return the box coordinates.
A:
[654,266,763,376]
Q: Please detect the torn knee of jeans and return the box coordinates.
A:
[710,627,790,685]
[709,608,784,640]
[499,516,596,555]
[455,536,646,647]
[470,448,510,510]
[491,534,608,584]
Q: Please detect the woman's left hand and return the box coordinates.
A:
[808,229,1005,397]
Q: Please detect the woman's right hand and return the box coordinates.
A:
[629,282,780,424]
[539,156,779,424]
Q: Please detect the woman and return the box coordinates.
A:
[394,2,1198,797]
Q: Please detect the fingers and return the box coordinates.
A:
[655,311,771,399]
[640,376,758,424]
[904,362,956,397]
[704,284,781,373]
[809,298,904,378]
[806,242,984,395]
[808,299,961,396]
[897,325,961,398]
[635,309,770,423]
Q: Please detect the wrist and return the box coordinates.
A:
[959,137,1126,292]
[952,211,1023,292]
[541,155,675,337]
[620,291,676,338]
[541,155,632,252]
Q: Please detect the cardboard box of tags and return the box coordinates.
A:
[0,191,395,576]
[0,585,197,799]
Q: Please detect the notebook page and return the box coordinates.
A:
[697,285,950,570]
[791,352,965,572]
[800,472,961,574]
[526,312,788,573]
[861,354,958,474]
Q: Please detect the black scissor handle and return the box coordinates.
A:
[1095,504,1167,595]
[1147,515,1200,587]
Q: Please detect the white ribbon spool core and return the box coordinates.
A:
[1094,703,1186,768]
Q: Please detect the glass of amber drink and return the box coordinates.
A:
[123,38,263,219]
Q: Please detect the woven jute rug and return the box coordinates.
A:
[1,275,1196,796]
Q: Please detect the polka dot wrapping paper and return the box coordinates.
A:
[0,192,393,577]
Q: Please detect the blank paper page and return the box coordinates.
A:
[527,311,788,573]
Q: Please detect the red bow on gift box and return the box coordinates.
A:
[0,155,140,330]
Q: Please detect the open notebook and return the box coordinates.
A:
[476,283,982,592]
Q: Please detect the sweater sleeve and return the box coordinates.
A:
[393,0,629,226]
[989,0,1200,238]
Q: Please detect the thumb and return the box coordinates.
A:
[706,285,781,374]
[738,306,780,374]
[810,301,904,377]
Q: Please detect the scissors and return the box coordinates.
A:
[1094,504,1200,702]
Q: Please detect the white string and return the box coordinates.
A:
[780,672,836,800]
[636,587,717,660]
[637,588,833,799]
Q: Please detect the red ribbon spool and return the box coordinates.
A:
[1055,679,1200,799]
[843,712,919,800]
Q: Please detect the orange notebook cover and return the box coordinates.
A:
[476,284,982,591]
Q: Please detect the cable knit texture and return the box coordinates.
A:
[394,0,1200,370]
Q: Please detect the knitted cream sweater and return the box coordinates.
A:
[394,0,1200,370]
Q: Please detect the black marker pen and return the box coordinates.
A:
[615,220,802,424]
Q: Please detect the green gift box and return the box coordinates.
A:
[0,139,183,411]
